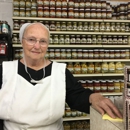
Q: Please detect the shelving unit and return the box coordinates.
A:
[12,16,128,122]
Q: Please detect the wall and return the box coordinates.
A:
[0,0,13,29]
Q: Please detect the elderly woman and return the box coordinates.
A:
[0,23,122,130]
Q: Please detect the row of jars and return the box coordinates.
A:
[63,121,90,130]
[66,62,124,74]
[13,0,111,10]
[49,35,129,45]
[14,48,130,60]
[13,20,130,33]
[78,79,124,92]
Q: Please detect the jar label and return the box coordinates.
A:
[44,12,49,17]
[14,1,19,6]
[68,2,74,6]
[38,12,44,17]
[37,0,43,5]
[14,12,19,16]
[26,2,31,7]
[62,12,67,17]
[68,12,74,17]
[74,3,79,8]
[32,3,37,7]
[50,12,55,17]
[56,12,61,17]
[20,12,25,17]
[44,1,49,6]
[20,1,25,6]
[31,11,37,17]
[50,1,55,6]
[62,1,67,6]
[56,1,61,6]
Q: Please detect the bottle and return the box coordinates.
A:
[25,0,31,8]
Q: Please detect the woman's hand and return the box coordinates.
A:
[89,93,123,119]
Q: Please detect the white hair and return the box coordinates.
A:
[19,22,50,43]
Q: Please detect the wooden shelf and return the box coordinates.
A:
[102,92,122,96]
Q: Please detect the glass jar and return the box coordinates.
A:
[106,10,112,19]
[107,80,114,92]
[68,8,74,18]
[105,22,111,32]
[87,35,92,45]
[94,22,100,32]
[118,36,123,45]
[61,49,66,59]
[66,49,72,59]
[115,23,120,32]
[104,50,109,59]
[81,35,87,45]
[107,35,113,45]
[49,49,55,59]
[110,22,115,32]
[74,62,81,74]
[82,50,88,59]
[55,49,61,59]
[13,20,20,30]
[64,35,70,45]
[125,49,129,59]
[56,22,61,31]
[99,49,104,59]
[25,0,31,8]
[93,49,99,59]
[49,35,53,44]
[19,0,25,8]
[13,0,19,7]
[79,9,84,19]
[67,62,73,73]
[53,35,59,44]
[50,7,55,18]
[100,22,105,32]
[66,22,72,31]
[87,80,94,91]
[75,35,81,45]
[37,0,43,6]
[97,35,102,45]
[89,22,94,32]
[77,22,83,31]
[113,36,118,45]
[120,23,125,32]
[88,62,94,74]
[38,7,43,17]
[101,62,108,73]
[13,8,19,17]
[83,22,89,32]
[84,9,90,19]
[120,50,126,59]
[56,8,61,18]
[72,22,77,31]
[32,0,37,7]
[81,62,87,74]
[102,35,107,45]
[49,21,56,31]
[94,80,101,92]
[68,0,74,8]
[56,0,61,8]
[88,50,94,59]
[90,9,96,19]
[61,8,67,18]
[31,7,37,17]
[72,49,77,59]
[26,8,31,17]
[114,80,121,92]
[122,36,128,45]
[19,8,25,17]
[94,62,101,73]
[50,0,55,7]
[61,22,66,31]
[115,62,123,73]
[96,9,102,19]
[74,8,79,18]
[59,35,65,44]
[43,7,49,17]
[77,49,82,59]
[70,35,75,45]
[109,50,115,59]
[92,35,96,45]
[108,62,115,73]
[101,9,106,19]
[100,80,107,92]
[12,34,18,44]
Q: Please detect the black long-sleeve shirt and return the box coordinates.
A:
[0,60,93,113]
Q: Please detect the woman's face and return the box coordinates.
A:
[22,24,49,61]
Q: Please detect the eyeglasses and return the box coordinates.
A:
[22,37,48,46]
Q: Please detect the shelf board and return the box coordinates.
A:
[103,32,130,35]
[102,73,123,76]
[103,59,130,62]
[102,92,122,96]
[103,45,130,48]
[63,115,90,121]
[52,59,102,62]
[12,17,130,23]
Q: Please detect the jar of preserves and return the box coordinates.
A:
[64,35,70,45]
[102,35,107,45]
[113,36,118,45]
[72,22,77,31]
[79,0,85,9]
[82,50,88,59]
[49,35,53,44]
[62,0,67,8]
[70,35,75,45]
[87,80,94,91]
[54,49,61,59]
[59,35,65,44]
[107,80,114,92]
[49,21,56,31]
[67,62,73,73]
[25,0,31,8]
[86,35,92,44]
[100,22,105,32]
[77,22,83,31]
[120,50,126,59]
[61,22,66,31]
[105,22,111,32]
[94,80,101,92]
[102,62,108,73]
[53,35,59,44]
[50,8,55,18]
[60,49,66,59]
[92,35,96,45]
[89,22,94,31]
[125,23,130,32]
[120,79,124,92]
[107,35,113,45]
[110,22,115,32]
[101,1,106,9]
[67,22,72,31]
[93,49,99,59]
[90,9,96,19]
[65,107,71,117]
[100,80,107,92]
[74,62,81,74]
[114,80,121,92]
[32,0,37,7]
[94,22,100,32]
[66,49,71,59]
[99,49,104,59]
[61,8,67,18]
[109,50,115,59]
[108,62,115,73]
[88,62,94,74]
[56,22,61,31]
[96,9,102,19]
[75,35,81,45]
[26,8,31,17]
[115,23,120,32]
[19,8,25,17]
[88,50,94,59]
[13,0,19,7]
[37,0,43,6]
[125,49,129,59]
[94,62,101,73]
[12,34,18,44]
[43,7,49,17]
[13,8,19,17]
[74,8,79,18]
[97,35,102,45]
[13,20,20,30]
[31,7,37,17]
[19,0,25,8]
[120,23,125,32]
[44,21,50,29]
[56,8,61,18]
[49,49,55,59]
[83,22,89,32]
[50,0,55,7]
[104,50,109,59]
[101,9,106,19]
[68,8,74,18]
[38,7,43,17]
[84,9,90,19]
[118,36,123,45]
[96,0,101,9]
[115,62,123,73]
[56,0,61,8]
[68,0,74,8]
[77,49,82,59]
[81,35,87,45]
[81,62,87,74]
[122,36,128,45]
[79,9,84,19]
[114,50,120,59]
[72,49,77,59]
[74,0,79,8]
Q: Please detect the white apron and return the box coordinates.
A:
[0,60,66,130]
